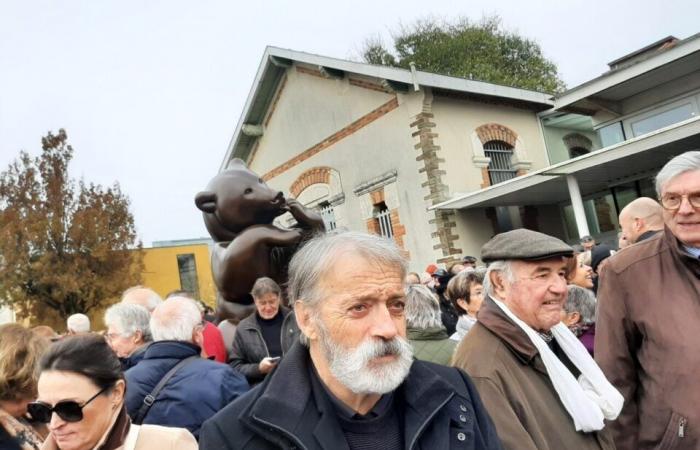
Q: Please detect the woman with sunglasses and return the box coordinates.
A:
[0,324,49,450]
[31,334,197,450]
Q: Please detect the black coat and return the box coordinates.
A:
[200,341,502,450]
[229,307,300,384]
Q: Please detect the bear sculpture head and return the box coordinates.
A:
[195,159,287,242]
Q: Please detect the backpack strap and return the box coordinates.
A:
[132,355,199,425]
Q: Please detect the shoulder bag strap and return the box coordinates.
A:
[132,355,199,424]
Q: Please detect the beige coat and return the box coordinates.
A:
[453,296,615,450]
[596,227,700,450]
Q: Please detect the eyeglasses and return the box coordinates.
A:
[660,192,700,210]
[28,386,108,423]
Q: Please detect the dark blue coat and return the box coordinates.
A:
[125,340,249,438]
[199,341,502,449]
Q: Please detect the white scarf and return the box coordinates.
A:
[491,296,624,432]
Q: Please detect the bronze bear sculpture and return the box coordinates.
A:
[195,158,325,320]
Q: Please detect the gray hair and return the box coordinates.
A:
[655,150,700,197]
[484,260,515,297]
[288,231,408,309]
[564,285,597,325]
[251,277,282,300]
[149,297,202,342]
[104,303,152,342]
[66,314,90,333]
[121,286,163,313]
[405,284,443,329]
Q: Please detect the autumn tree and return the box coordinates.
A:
[361,15,566,93]
[0,129,143,323]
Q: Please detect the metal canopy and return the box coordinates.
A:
[433,117,700,210]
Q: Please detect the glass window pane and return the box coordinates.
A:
[598,122,625,147]
[639,177,657,199]
[614,183,639,212]
[631,103,695,137]
[177,254,200,298]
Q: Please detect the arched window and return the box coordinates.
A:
[569,146,590,158]
[484,140,516,185]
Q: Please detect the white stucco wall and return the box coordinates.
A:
[430,97,550,197]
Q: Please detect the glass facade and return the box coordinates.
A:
[598,122,626,147]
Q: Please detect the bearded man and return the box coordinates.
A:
[200,231,502,450]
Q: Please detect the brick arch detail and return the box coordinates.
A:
[290,167,332,197]
[563,133,593,151]
[475,123,518,147]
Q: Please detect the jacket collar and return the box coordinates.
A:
[142,340,201,360]
[477,296,539,365]
[665,226,700,277]
[243,340,456,449]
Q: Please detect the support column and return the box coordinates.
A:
[566,175,590,238]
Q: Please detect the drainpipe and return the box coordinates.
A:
[409,62,420,92]
[566,175,590,238]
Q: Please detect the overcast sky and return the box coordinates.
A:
[1,0,697,246]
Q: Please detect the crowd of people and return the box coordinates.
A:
[1,150,699,449]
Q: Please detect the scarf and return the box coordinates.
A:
[491,297,624,432]
[0,407,44,450]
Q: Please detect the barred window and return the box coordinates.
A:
[484,140,516,185]
[318,202,336,231]
[374,202,393,239]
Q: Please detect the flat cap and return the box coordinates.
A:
[481,229,574,263]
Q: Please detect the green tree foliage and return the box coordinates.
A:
[361,16,566,93]
[0,129,143,322]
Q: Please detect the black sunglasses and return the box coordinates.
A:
[28,386,108,423]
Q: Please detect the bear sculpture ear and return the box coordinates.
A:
[195,191,217,213]
[227,158,247,170]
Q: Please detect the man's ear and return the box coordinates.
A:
[195,191,217,213]
[294,300,318,342]
[489,271,507,298]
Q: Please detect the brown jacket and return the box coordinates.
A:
[453,297,615,450]
[596,227,700,450]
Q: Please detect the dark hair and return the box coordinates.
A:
[445,271,484,314]
[38,334,123,390]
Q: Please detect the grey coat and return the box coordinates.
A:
[229,307,300,383]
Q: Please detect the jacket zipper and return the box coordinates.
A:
[408,393,454,450]
[679,417,687,438]
[251,328,271,357]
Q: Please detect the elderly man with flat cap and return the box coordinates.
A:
[453,229,621,450]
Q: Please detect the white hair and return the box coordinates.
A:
[656,150,700,197]
[484,260,516,297]
[104,303,152,341]
[405,284,443,329]
[66,314,91,333]
[121,286,163,313]
[565,286,597,325]
[288,231,408,307]
[149,297,202,342]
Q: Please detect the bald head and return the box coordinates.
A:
[149,296,203,343]
[619,197,664,244]
[121,286,163,313]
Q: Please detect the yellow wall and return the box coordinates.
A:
[141,244,217,307]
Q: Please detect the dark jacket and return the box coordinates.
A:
[229,307,300,383]
[125,340,249,439]
[200,341,502,450]
[119,342,150,371]
[407,326,457,366]
[596,227,700,450]
[453,297,614,450]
